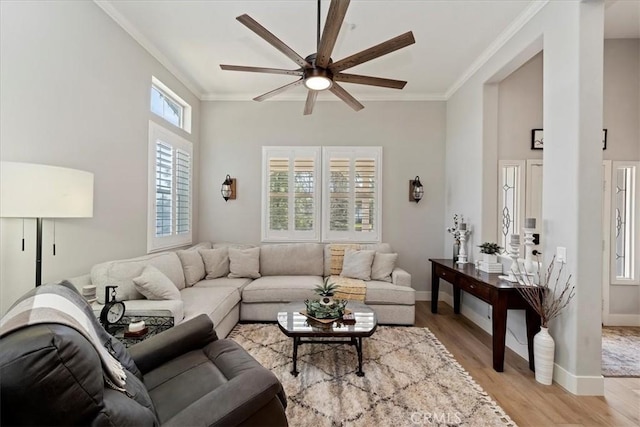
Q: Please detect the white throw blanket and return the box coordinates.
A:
[0,286,127,391]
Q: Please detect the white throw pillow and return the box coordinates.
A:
[176,249,206,287]
[371,252,398,282]
[199,247,230,279]
[340,249,375,281]
[133,265,181,300]
[228,247,261,279]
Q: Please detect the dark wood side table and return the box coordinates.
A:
[429,258,541,372]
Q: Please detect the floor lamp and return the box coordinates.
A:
[1,162,94,286]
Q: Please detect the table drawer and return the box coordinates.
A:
[434,265,456,283]
[457,275,493,302]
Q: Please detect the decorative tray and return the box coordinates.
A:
[300,309,352,324]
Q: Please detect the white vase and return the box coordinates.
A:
[534,326,555,385]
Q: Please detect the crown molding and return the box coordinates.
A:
[201,92,448,102]
[93,0,204,100]
[444,0,549,99]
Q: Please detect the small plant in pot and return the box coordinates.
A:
[478,242,502,263]
[314,277,338,306]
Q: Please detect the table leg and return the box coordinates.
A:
[431,264,439,313]
[291,337,299,377]
[526,307,541,372]
[492,296,508,372]
[355,337,364,377]
[453,286,461,314]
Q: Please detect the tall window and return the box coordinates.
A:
[150,76,192,133]
[148,121,193,252]
[322,147,382,242]
[611,162,638,284]
[498,160,525,251]
[262,147,321,242]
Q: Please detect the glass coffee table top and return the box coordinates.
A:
[277,301,377,337]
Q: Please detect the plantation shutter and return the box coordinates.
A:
[323,147,382,242]
[262,147,321,241]
[148,121,193,252]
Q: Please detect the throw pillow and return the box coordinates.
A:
[329,244,361,275]
[176,249,206,287]
[199,247,230,279]
[133,265,181,300]
[371,252,398,282]
[228,247,261,279]
[340,249,375,281]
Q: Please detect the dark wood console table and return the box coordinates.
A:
[429,258,541,372]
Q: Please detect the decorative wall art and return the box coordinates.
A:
[530,129,608,150]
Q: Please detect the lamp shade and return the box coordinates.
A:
[1,162,94,218]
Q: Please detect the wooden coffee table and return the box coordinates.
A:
[277,302,377,377]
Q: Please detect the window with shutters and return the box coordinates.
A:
[261,146,382,243]
[148,121,193,252]
[322,147,382,242]
[262,147,321,241]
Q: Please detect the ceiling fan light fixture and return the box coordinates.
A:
[304,69,333,91]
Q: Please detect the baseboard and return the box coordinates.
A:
[415,291,430,301]
[553,363,604,396]
[603,314,640,326]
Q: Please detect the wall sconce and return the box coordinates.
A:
[221,175,236,201]
[409,176,424,203]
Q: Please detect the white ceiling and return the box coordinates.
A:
[97,0,640,101]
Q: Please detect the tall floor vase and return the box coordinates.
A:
[533,327,555,385]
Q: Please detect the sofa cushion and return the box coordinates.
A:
[259,243,324,276]
[228,247,261,279]
[324,243,392,277]
[199,248,230,279]
[92,252,185,303]
[133,266,181,300]
[364,280,415,305]
[176,250,205,287]
[340,249,375,281]
[242,276,323,303]
[371,252,398,283]
[180,287,241,328]
[193,277,252,293]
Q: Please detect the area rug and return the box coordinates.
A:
[602,326,640,377]
[229,324,516,426]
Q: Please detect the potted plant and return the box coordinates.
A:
[446,214,464,261]
[314,277,338,306]
[478,242,502,263]
[514,256,575,385]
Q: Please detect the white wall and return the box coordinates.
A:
[497,40,640,318]
[446,1,605,395]
[198,100,446,297]
[0,1,200,314]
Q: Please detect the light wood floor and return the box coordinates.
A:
[415,301,639,427]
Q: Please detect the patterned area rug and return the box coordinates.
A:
[229,324,516,426]
[602,326,640,377]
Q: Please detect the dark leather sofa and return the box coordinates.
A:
[0,303,288,426]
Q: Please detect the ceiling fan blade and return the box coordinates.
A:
[329,82,364,112]
[220,65,303,76]
[334,73,407,89]
[236,14,311,68]
[303,91,318,115]
[329,31,415,73]
[316,0,350,68]
[253,79,304,102]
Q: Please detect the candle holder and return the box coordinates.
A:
[457,230,468,265]
[523,227,535,274]
[499,235,520,282]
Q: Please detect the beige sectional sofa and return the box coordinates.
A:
[69,242,414,338]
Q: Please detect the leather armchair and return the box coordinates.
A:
[1,302,287,426]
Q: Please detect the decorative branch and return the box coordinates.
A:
[513,255,575,327]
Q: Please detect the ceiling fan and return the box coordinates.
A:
[220,0,415,115]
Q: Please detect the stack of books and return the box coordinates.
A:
[479,261,502,273]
